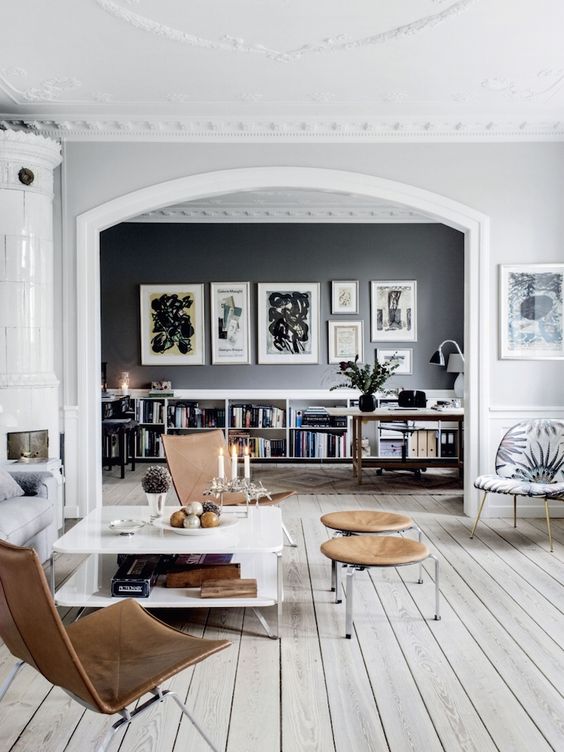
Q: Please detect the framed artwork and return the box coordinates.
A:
[500,264,564,359]
[210,282,251,365]
[257,282,320,364]
[328,320,363,363]
[331,280,359,314]
[140,284,204,365]
[371,280,417,341]
[376,348,413,375]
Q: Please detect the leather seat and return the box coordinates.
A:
[320,510,414,534]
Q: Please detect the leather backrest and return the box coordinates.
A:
[0,539,104,711]
[163,430,230,504]
[495,419,564,483]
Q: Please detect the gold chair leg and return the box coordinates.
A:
[544,497,554,553]
[470,491,488,538]
[513,495,517,528]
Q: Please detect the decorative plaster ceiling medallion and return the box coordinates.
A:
[95,0,479,62]
[481,69,564,101]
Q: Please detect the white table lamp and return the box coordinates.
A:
[447,353,464,399]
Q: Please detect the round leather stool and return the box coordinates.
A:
[320,510,423,603]
[320,535,441,638]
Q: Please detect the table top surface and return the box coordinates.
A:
[326,407,464,419]
[53,505,283,555]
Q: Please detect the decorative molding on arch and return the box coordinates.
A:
[74,166,490,517]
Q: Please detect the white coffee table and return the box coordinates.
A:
[53,505,284,638]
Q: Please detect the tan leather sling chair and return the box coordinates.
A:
[0,538,230,752]
[162,430,296,545]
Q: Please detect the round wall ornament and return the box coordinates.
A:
[18,167,35,186]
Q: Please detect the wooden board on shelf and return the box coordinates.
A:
[201,578,257,599]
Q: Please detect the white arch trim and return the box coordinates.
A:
[75,166,490,516]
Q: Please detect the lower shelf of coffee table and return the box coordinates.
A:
[55,553,280,609]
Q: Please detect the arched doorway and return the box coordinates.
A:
[74,166,489,516]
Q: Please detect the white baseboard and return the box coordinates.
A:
[64,505,81,519]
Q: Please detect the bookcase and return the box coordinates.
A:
[123,389,460,464]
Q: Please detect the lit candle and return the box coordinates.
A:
[231,446,238,480]
[244,446,250,479]
[218,447,225,479]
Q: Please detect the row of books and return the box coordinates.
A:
[290,430,349,458]
[229,431,286,458]
[135,428,165,458]
[230,404,285,429]
[288,406,348,428]
[134,400,166,424]
[168,403,225,428]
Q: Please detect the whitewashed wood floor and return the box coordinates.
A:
[2,477,564,751]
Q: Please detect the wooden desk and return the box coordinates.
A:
[326,407,464,484]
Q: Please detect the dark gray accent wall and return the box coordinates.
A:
[100,222,464,391]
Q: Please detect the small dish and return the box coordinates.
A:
[153,516,239,536]
[108,519,145,536]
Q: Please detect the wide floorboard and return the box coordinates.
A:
[2,482,564,751]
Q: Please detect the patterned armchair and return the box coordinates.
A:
[470,419,564,551]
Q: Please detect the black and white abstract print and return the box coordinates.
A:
[267,290,311,355]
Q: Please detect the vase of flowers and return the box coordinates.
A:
[142,465,171,519]
[331,354,399,412]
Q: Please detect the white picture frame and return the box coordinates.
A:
[328,320,364,363]
[331,280,359,314]
[210,282,251,365]
[376,348,413,375]
[371,280,417,341]
[500,263,564,359]
[140,284,204,365]
[257,282,320,364]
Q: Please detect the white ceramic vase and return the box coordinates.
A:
[146,492,167,519]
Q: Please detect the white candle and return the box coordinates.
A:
[218,448,225,479]
[244,446,250,479]
[231,446,238,480]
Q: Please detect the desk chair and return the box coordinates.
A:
[0,539,230,752]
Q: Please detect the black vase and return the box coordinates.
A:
[358,393,376,412]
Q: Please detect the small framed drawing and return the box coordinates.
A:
[328,321,364,363]
[500,264,564,359]
[331,280,359,314]
[371,280,417,341]
[140,284,204,365]
[258,282,320,364]
[376,348,413,375]
[210,282,251,365]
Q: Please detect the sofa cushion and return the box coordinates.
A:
[0,469,25,501]
[0,497,53,547]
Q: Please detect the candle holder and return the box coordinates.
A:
[203,477,272,516]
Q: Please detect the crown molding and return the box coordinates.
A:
[132,205,433,223]
[3,116,564,142]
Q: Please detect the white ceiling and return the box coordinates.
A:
[1,0,564,140]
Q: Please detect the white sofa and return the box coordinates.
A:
[0,471,58,563]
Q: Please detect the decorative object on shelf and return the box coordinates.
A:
[331,280,359,314]
[141,465,171,519]
[149,380,174,397]
[371,280,417,341]
[119,371,130,395]
[429,340,464,398]
[330,354,399,412]
[257,282,320,364]
[210,282,251,365]
[140,284,204,365]
[376,348,413,375]
[328,320,363,363]
[500,264,564,360]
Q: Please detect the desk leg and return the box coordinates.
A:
[357,419,363,486]
[352,417,358,477]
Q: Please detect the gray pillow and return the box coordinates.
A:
[0,469,25,501]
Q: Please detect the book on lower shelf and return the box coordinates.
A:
[229,430,286,458]
[136,427,165,458]
[167,402,225,429]
[290,429,349,458]
[229,403,285,429]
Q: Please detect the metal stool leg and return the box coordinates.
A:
[330,559,336,592]
[0,660,24,703]
[345,566,355,639]
[417,528,424,584]
[335,562,342,604]
[430,555,441,621]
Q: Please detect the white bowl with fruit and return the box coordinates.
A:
[154,501,239,535]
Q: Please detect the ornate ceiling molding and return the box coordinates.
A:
[133,206,432,223]
[95,0,478,63]
[5,116,564,141]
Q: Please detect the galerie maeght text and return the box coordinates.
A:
[150,293,194,354]
[267,291,311,354]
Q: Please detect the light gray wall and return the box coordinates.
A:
[60,141,564,407]
[100,222,464,391]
